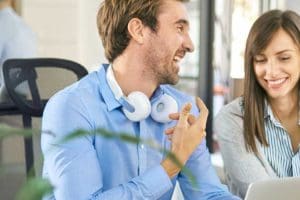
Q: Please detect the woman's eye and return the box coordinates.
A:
[254,59,266,63]
[280,57,290,61]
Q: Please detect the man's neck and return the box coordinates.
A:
[112,55,157,98]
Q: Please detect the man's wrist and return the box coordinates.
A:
[161,158,181,178]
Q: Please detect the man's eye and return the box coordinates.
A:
[177,26,184,32]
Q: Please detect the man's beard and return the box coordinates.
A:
[154,62,180,85]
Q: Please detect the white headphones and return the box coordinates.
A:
[106,65,178,123]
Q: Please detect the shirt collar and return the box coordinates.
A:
[97,64,121,111]
[97,64,166,112]
[265,101,282,127]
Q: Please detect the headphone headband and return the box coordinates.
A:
[105,65,178,123]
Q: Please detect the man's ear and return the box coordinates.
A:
[127,18,145,44]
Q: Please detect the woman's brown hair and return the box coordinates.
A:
[243,9,300,153]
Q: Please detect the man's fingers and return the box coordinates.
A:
[195,97,207,114]
[169,113,179,120]
[177,103,192,127]
[165,127,175,135]
[169,112,196,125]
[195,97,208,128]
[188,114,196,124]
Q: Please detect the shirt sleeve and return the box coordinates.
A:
[2,28,36,60]
[41,92,173,200]
[0,28,36,94]
[91,165,172,200]
[214,103,271,198]
[178,139,241,200]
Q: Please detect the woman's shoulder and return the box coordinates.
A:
[217,96,244,119]
[214,97,244,138]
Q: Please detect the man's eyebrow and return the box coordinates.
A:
[175,19,189,26]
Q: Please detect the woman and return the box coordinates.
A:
[215,9,300,198]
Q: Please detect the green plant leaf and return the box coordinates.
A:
[0,124,32,139]
[1,126,197,198]
[15,177,53,200]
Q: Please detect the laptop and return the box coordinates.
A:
[245,177,300,200]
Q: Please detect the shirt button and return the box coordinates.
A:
[140,144,145,149]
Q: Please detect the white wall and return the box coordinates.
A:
[285,0,300,13]
[78,1,106,71]
[22,0,106,71]
[2,0,108,171]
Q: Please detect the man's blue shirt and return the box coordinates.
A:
[41,65,239,200]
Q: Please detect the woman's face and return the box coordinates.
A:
[253,28,300,101]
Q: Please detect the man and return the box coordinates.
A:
[0,0,36,102]
[41,0,240,199]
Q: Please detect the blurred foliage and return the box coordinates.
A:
[15,178,53,200]
[0,124,32,139]
[0,125,196,200]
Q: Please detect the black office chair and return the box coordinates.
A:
[2,58,88,177]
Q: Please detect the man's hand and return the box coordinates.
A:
[161,97,208,178]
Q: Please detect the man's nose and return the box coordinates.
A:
[183,34,195,53]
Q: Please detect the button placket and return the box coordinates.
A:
[138,121,147,174]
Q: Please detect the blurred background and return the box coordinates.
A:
[1,0,300,199]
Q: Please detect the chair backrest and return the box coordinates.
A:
[2,58,88,177]
[3,58,88,117]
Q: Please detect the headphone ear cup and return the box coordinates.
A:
[122,91,151,122]
[151,94,178,123]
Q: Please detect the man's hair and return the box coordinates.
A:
[97,0,188,63]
